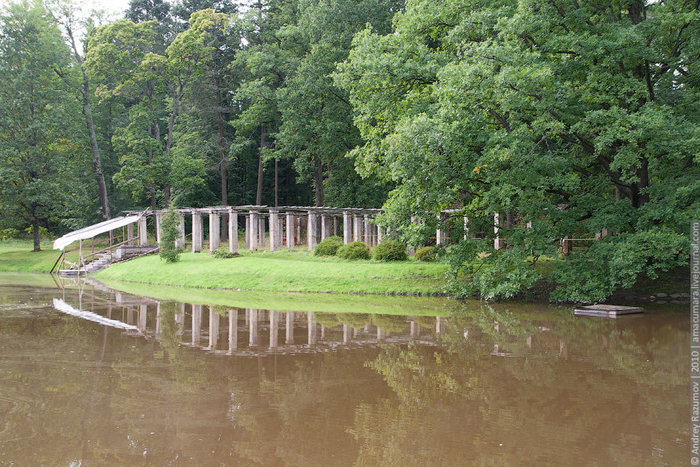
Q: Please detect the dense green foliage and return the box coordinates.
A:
[0,0,696,301]
[337,241,371,260]
[372,240,407,261]
[335,0,699,301]
[414,246,435,263]
[158,209,183,262]
[212,245,236,258]
[314,236,343,256]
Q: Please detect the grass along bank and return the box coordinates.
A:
[95,249,447,295]
[0,240,72,273]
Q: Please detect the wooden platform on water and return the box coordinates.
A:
[574,304,644,318]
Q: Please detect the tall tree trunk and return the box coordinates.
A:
[31,208,40,252]
[256,124,266,205]
[216,87,228,206]
[274,157,278,207]
[66,25,111,219]
[162,84,183,209]
[313,155,323,207]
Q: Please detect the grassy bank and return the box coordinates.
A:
[0,240,71,273]
[96,249,448,294]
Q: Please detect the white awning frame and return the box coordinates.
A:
[53,215,142,251]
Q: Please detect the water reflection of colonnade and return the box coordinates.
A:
[149,304,449,357]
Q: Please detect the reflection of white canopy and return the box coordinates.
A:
[53,298,141,332]
[53,215,141,251]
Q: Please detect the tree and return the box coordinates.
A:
[51,1,112,220]
[336,0,700,301]
[159,208,182,262]
[0,0,81,250]
[274,0,400,207]
[87,11,225,210]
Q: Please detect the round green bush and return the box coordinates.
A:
[336,241,371,260]
[415,246,436,262]
[314,236,344,256]
[373,240,408,261]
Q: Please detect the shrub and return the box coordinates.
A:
[373,240,408,261]
[314,236,344,256]
[337,241,371,260]
[159,209,183,263]
[415,246,436,262]
[213,246,238,259]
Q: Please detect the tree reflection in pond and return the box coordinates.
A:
[352,304,687,467]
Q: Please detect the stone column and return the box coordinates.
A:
[245,215,250,249]
[286,312,294,344]
[269,310,279,349]
[192,304,202,346]
[269,210,279,252]
[208,306,220,350]
[307,311,316,346]
[436,212,447,245]
[248,212,258,251]
[333,217,338,236]
[343,324,351,344]
[364,215,371,245]
[321,215,329,240]
[177,213,186,248]
[295,216,301,246]
[228,209,238,254]
[353,214,362,242]
[155,212,162,244]
[138,216,148,246]
[377,226,383,244]
[209,212,220,253]
[286,212,294,248]
[343,211,352,244]
[228,309,238,353]
[307,212,317,250]
[258,216,265,248]
[127,223,135,246]
[494,212,502,250]
[192,212,203,252]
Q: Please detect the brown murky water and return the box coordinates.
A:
[0,276,689,467]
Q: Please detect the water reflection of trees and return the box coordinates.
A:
[350,304,688,467]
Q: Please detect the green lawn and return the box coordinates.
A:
[0,240,71,273]
[96,248,448,294]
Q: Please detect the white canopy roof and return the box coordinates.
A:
[53,215,141,251]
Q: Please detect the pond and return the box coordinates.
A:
[0,274,689,467]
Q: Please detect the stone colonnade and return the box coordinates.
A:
[132,205,385,253]
[130,206,583,255]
